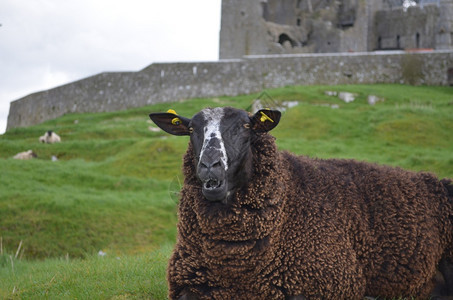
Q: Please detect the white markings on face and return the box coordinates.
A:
[199,107,228,171]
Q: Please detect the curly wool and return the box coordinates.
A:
[169,133,287,298]
[167,132,453,299]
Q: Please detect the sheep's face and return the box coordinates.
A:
[149,107,281,203]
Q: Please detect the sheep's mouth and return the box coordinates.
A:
[203,178,223,190]
[202,178,227,202]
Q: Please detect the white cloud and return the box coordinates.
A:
[0,0,221,134]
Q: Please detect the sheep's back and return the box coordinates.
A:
[281,152,452,296]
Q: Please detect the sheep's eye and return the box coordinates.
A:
[188,127,194,134]
[243,123,250,129]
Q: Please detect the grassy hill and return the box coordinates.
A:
[0,84,452,298]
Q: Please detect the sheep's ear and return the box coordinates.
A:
[250,109,281,132]
[149,111,191,136]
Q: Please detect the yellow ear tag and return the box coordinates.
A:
[260,111,274,123]
[167,109,181,125]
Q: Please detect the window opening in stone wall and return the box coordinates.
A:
[397,35,401,49]
[278,33,296,47]
[297,18,301,26]
[378,36,382,49]
[337,1,355,29]
[261,2,269,21]
[448,68,453,86]
[416,32,420,48]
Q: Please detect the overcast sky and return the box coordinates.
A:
[0,0,221,134]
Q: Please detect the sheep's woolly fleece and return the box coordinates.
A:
[39,131,61,144]
[167,132,453,299]
[13,150,37,160]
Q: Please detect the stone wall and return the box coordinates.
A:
[6,50,453,130]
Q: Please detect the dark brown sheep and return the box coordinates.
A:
[149,107,453,299]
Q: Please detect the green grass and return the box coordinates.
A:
[0,84,452,298]
[0,244,171,299]
[0,159,177,259]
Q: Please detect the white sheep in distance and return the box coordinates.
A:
[13,150,37,160]
[39,130,61,144]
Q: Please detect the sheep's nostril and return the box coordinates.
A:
[212,161,221,168]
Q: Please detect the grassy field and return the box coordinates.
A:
[0,84,452,298]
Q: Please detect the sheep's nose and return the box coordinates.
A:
[199,158,222,172]
[200,159,221,170]
[197,149,227,187]
[198,150,226,177]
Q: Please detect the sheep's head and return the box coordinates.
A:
[149,107,281,204]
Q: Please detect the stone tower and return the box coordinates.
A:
[219,0,269,59]
[436,0,453,49]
